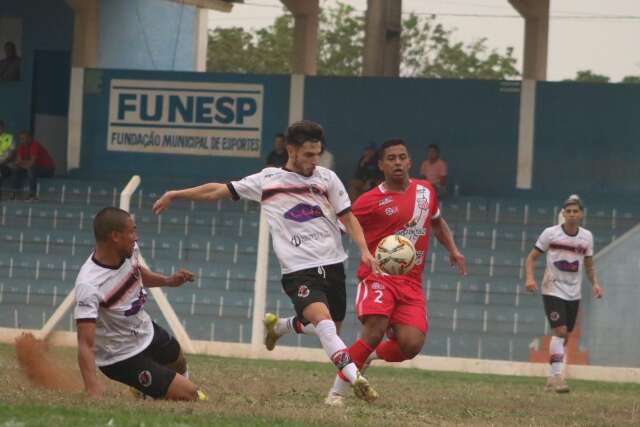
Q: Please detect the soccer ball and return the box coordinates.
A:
[375,235,416,275]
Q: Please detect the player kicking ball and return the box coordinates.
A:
[525,195,603,393]
[153,120,379,402]
[325,138,467,405]
[75,207,205,400]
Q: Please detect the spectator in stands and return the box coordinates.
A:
[0,41,21,81]
[348,142,381,201]
[265,133,288,167]
[11,130,55,200]
[419,144,448,199]
[0,120,16,199]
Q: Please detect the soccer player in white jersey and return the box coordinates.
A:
[153,120,379,402]
[75,207,204,400]
[525,196,603,393]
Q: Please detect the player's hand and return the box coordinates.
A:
[152,191,175,215]
[166,269,195,287]
[361,251,381,275]
[86,383,104,399]
[592,283,603,299]
[449,251,467,276]
[525,279,537,293]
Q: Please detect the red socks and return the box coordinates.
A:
[349,339,374,370]
[375,339,407,363]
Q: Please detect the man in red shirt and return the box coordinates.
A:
[326,138,467,405]
[9,130,55,200]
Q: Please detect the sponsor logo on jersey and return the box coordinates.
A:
[284,203,325,222]
[297,284,311,298]
[415,250,425,266]
[378,197,393,206]
[397,227,426,242]
[371,282,384,290]
[138,370,153,387]
[553,260,580,273]
[385,206,399,216]
[290,231,332,247]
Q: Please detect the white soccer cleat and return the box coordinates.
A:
[263,312,281,351]
[352,373,378,403]
[324,391,345,407]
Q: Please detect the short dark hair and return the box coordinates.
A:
[378,138,408,159]
[428,144,440,153]
[93,207,131,242]
[286,120,324,146]
[274,133,285,140]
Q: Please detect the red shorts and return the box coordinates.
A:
[355,273,428,333]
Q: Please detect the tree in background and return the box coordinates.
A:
[207,2,519,80]
[571,70,611,83]
[621,75,640,84]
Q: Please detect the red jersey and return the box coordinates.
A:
[17,140,55,171]
[352,179,440,284]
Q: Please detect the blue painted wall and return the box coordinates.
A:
[99,0,198,71]
[79,69,290,181]
[0,0,73,132]
[304,76,521,194]
[533,82,640,195]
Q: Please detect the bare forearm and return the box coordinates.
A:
[78,344,99,391]
[432,218,459,255]
[525,255,536,281]
[141,267,168,287]
[170,183,230,202]
[585,260,599,285]
[342,214,369,254]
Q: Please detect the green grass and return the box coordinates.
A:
[1,343,639,426]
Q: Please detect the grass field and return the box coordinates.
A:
[1,343,639,426]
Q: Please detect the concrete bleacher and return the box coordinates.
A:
[0,178,636,361]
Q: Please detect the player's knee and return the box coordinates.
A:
[399,339,424,359]
[554,326,568,338]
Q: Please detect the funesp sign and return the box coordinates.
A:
[107,79,264,158]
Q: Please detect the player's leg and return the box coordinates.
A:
[145,322,205,400]
[265,264,345,350]
[543,295,571,393]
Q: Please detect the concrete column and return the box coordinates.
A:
[509,0,549,80]
[363,0,402,77]
[66,0,99,68]
[194,8,209,71]
[281,0,319,75]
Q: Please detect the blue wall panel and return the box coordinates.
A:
[533,82,640,195]
[79,69,290,181]
[99,0,197,71]
[303,76,521,194]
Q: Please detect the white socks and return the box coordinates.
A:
[329,347,378,396]
[549,335,565,376]
[274,316,316,336]
[314,320,359,384]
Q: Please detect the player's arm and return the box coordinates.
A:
[339,211,378,273]
[76,319,102,397]
[525,248,543,293]
[584,256,603,298]
[431,216,466,276]
[140,266,194,288]
[152,183,232,214]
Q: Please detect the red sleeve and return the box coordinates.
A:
[351,193,371,226]
[30,143,40,161]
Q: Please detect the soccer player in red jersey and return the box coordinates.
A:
[326,138,467,405]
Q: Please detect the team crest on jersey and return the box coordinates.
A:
[297,284,311,298]
[385,207,399,216]
[138,370,153,387]
[378,197,393,207]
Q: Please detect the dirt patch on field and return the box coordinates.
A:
[15,333,82,392]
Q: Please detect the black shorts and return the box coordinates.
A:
[281,263,346,322]
[99,322,181,398]
[543,295,580,332]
